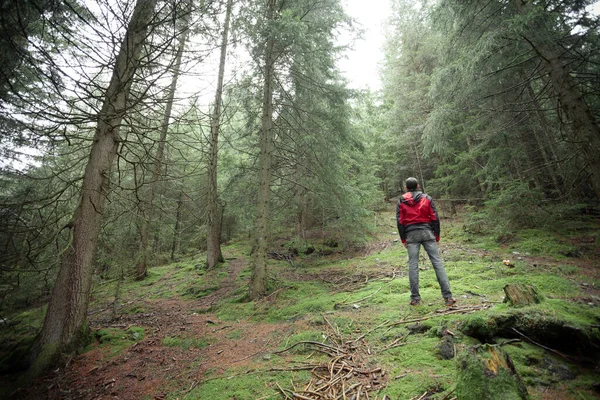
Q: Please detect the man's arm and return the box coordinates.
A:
[429,197,441,241]
[396,201,407,245]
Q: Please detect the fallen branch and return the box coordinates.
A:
[274,341,346,356]
[323,315,343,343]
[353,286,383,305]
[381,336,406,352]
[276,382,292,400]
[498,338,521,347]
[387,305,491,328]
[353,319,390,343]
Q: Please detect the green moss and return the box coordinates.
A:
[0,306,46,360]
[215,297,257,321]
[93,326,144,357]
[186,369,311,399]
[22,342,60,383]
[225,329,242,340]
[459,301,600,361]
[380,335,455,398]
[181,285,218,299]
[121,305,146,314]
[122,259,209,300]
[96,328,125,344]
[126,326,144,341]
[162,336,211,350]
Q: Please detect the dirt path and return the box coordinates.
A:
[10,257,303,400]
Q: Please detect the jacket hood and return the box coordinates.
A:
[401,191,423,206]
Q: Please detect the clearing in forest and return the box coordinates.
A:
[2,206,599,399]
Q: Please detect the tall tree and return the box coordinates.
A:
[206,0,233,270]
[249,0,277,300]
[136,6,191,280]
[244,0,369,298]
[29,0,158,375]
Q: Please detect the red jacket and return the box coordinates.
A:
[396,191,440,244]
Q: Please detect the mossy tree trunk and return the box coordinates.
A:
[29,0,158,376]
[456,344,528,400]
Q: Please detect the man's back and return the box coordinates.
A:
[399,191,436,225]
[396,189,440,244]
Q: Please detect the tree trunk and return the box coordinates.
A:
[503,283,544,307]
[136,21,188,280]
[206,0,232,269]
[410,138,426,192]
[466,135,487,195]
[29,0,158,376]
[170,192,184,261]
[249,0,277,300]
[525,82,561,194]
[516,127,543,191]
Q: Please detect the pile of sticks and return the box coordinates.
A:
[276,360,385,399]
[275,317,387,399]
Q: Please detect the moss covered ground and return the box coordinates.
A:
[1,206,599,399]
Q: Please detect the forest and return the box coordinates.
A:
[0,0,599,399]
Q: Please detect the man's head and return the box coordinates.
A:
[406,177,419,191]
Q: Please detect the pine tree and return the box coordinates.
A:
[29,0,159,375]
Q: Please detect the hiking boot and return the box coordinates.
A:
[444,297,457,307]
[410,299,421,306]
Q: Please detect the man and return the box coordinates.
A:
[396,177,456,306]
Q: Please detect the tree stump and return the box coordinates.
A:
[456,344,528,399]
[503,283,544,306]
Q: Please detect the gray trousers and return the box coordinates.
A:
[406,229,452,301]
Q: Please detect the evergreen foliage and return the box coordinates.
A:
[381,0,600,207]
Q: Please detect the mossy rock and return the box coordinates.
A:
[456,344,528,399]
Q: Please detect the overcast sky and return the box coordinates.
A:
[337,0,391,91]
[338,0,600,91]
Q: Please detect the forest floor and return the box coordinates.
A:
[2,204,600,399]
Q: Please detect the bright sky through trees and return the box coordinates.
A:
[337,0,600,91]
[338,0,391,91]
